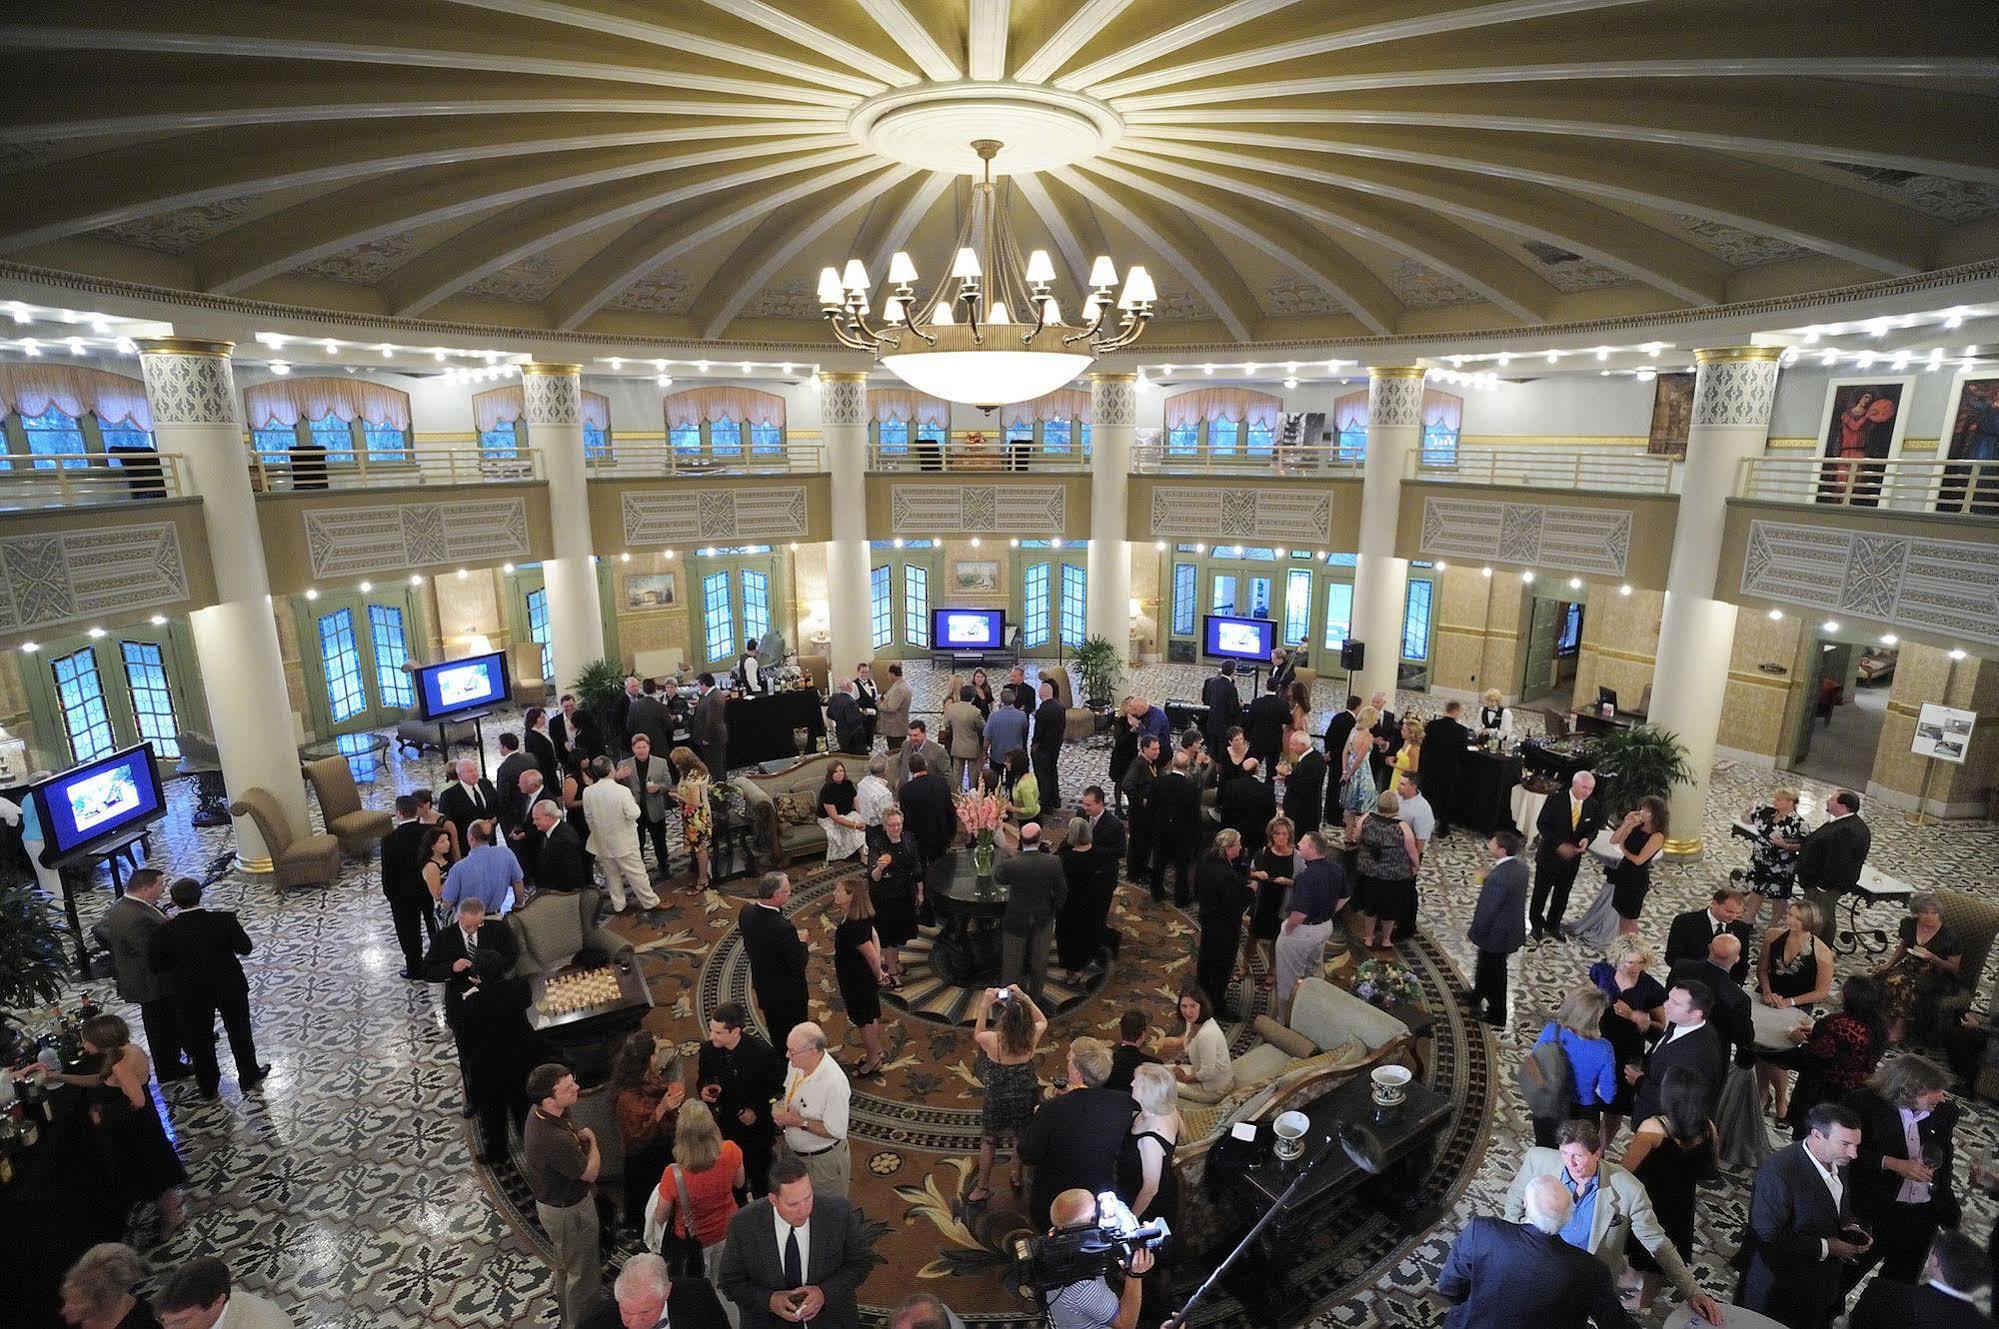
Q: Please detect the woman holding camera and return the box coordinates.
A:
[968,983,1047,1207]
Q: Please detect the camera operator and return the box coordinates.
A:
[1039,1188,1157,1329]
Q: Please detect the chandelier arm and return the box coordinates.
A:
[1093,310,1152,353]
[822,310,880,352]
[1061,305,1111,347]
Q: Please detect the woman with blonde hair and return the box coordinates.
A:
[1588,933,1668,1147]
[669,745,712,895]
[1740,786,1807,928]
[1339,704,1380,839]
[1117,1061,1184,1326]
[1476,688,1513,742]
[650,1098,745,1286]
[59,1243,157,1329]
[1755,898,1835,1120]
[1529,985,1616,1147]
[1393,716,1423,778]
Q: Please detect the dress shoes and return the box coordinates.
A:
[240,1064,272,1090]
[158,1063,196,1083]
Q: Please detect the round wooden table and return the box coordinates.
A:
[1664,1303,1787,1329]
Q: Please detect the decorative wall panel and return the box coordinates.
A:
[890,484,1065,535]
[139,351,236,426]
[621,486,809,545]
[304,500,529,577]
[1740,519,1999,646]
[1147,486,1333,542]
[1419,497,1632,576]
[520,370,581,427]
[1368,373,1426,428]
[1692,357,1780,429]
[0,522,187,632]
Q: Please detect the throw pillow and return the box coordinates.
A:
[773,794,818,826]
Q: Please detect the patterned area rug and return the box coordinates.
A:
[475,856,1495,1326]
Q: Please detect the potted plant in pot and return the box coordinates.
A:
[1593,723,1693,817]
[1074,635,1122,711]
[569,657,627,737]
[0,881,71,1049]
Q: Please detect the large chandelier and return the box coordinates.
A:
[819,139,1155,409]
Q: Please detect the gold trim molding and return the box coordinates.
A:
[1663,836,1705,856]
[1694,346,1784,364]
[1087,371,1136,383]
[1369,365,1426,379]
[521,362,582,376]
[819,370,870,384]
[236,854,274,873]
[138,336,233,357]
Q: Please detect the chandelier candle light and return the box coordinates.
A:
[820,140,1155,409]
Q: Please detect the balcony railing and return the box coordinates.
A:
[1412,446,1678,494]
[1737,455,1999,515]
[249,444,543,492]
[867,441,1090,473]
[0,451,187,510]
[1132,439,1364,476]
[587,441,825,478]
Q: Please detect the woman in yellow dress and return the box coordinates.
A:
[670,746,713,896]
[1392,716,1423,781]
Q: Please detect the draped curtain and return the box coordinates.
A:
[247,377,412,430]
[1002,388,1090,425]
[471,384,524,432]
[1163,387,1283,429]
[1422,388,1463,432]
[867,388,949,426]
[1333,388,1370,433]
[0,365,152,429]
[663,386,786,427]
[581,390,610,432]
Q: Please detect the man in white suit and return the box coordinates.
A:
[1502,1120,1724,1325]
[582,755,659,912]
[155,1256,294,1329]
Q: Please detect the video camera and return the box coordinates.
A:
[1015,1191,1171,1293]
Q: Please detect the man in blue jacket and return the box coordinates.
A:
[1463,828,1528,1028]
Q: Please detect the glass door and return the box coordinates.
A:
[866,542,938,657]
[27,625,204,768]
[687,547,786,673]
[298,590,420,734]
[1017,547,1087,652]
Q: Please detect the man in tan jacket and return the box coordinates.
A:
[942,684,987,793]
[877,662,911,751]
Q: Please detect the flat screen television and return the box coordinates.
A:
[932,608,1006,652]
[416,650,510,720]
[1204,613,1275,662]
[30,742,167,859]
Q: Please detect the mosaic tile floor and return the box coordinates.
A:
[29,659,1999,1328]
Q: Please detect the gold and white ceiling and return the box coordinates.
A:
[4,0,1998,349]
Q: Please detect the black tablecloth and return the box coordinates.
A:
[5,1086,123,1328]
[1454,750,1523,835]
[723,690,826,768]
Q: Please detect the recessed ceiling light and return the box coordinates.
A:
[358,580,372,592]
[1481,566,1493,578]
[304,588,319,601]
[86,626,105,638]
[1568,577,1581,589]
[149,614,167,625]
[1618,584,1632,596]
[1767,608,1783,620]
[1881,633,1898,644]
[1822,620,1838,632]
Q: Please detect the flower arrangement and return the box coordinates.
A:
[1352,957,1422,1010]
[955,791,1005,878]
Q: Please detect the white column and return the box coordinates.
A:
[1087,372,1135,658]
[821,372,874,677]
[1646,346,1782,856]
[138,338,307,869]
[1350,366,1424,701]
[521,363,605,691]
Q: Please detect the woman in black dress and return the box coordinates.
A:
[1118,1062,1182,1329]
[832,875,887,1076]
[1621,1066,1718,1316]
[969,668,995,718]
[1753,899,1836,1120]
[1244,816,1301,994]
[38,1014,185,1237]
[864,807,923,987]
[1056,817,1102,984]
[1588,933,1668,1147]
[816,760,867,862]
[1874,891,1964,1043]
[1607,795,1668,936]
[1193,829,1250,1020]
[59,1242,162,1329]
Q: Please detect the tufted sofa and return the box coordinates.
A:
[736,751,874,869]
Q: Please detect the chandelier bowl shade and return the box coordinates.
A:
[880,341,1093,412]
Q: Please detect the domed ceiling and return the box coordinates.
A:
[4,0,1998,348]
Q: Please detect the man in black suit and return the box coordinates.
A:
[92,868,190,1081]
[1032,679,1066,809]
[1217,759,1275,859]
[1438,1176,1637,1329]
[1243,688,1288,779]
[1529,769,1606,941]
[1665,887,1756,982]
[1119,734,1160,883]
[997,823,1066,1000]
[1628,979,1727,1124]
[1279,731,1325,836]
[1738,1102,1868,1329]
[1200,661,1243,754]
[149,877,269,1099]
[1079,785,1125,875]
[548,692,602,777]
[698,1002,785,1198]
[1267,646,1297,696]
[1844,1054,1961,1289]
[494,732,537,835]
[380,795,438,977]
[896,755,955,869]
[691,672,730,776]
[1367,690,1401,791]
[739,872,809,1045]
[1464,830,1528,1028]
[1018,1037,1137,1228]
[1849,1229,1994,1329]
[1799,789,1872,946]
[1668,935,1755,1069]
[581,1253,728,1329]
[612,676,641,754]
[532,801,590,892]
[422,896,522,1028]
[438,757,500,851]
[624,681,671,757]
[717,1154,872,1329]
[1148,751,1203,907]
[1323,693,1362,823]
[826,677,867,755]
[1422,702,1473,836]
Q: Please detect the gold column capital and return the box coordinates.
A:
[818,370,870,384]
[1694,346,1784,365]
[137,336,233,358]
[1368,365,1426,380]
[1087,370,1136,383]
[1662,836,1705,857]
[520,362,583,377]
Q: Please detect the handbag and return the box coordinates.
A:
[651,1164,707,1277]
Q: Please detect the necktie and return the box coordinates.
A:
[1713,919,1724,938]
[471,784,485,810]
[1570,800,1580,831]
[464,929,477,956]
[783,1225,803,1288]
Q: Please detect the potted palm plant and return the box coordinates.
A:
[570,657,626,735]
[0,881,70,1013]
[1592,723,1693,816]
[1074,635,1122,711]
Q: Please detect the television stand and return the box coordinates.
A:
[435,709,496,779]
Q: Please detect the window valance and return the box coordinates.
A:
[1334,389,1369,433]
[247,377,412,431]
[1164,388,1282,429]
[581,390,610,432]
[1002,388,1090,425]
[1423,388,1463,432]
[664,386,786,428]
[0,365,152,430]
[867,388,949,427]
[472,384,525,432]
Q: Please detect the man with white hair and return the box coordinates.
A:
[853,754,895,828]
[437,756,499,851]
[582,756,660,912]
[772,1021,851,1199]
[579,1252,728,1329]
[1437,1176,1636,1327]
[1531,769,1606,942]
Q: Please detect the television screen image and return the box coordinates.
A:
[1204,614,1275,662]
[31,743,167,859]
[417,650,510,720]
[933,608,1006,651]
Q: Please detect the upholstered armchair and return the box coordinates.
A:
[227,787,342,889]
[507,886,631,979]
[301,756,394,857]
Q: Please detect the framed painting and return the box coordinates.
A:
[1932,370,1999,515]
[623,572,677,610]
[1646,372,1695,457]
[1813,375,1914,507]
[951,560,1001,594]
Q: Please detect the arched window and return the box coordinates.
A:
[1162,388,1282,459]
[582,390,613,461]
[710,418,743,457]
[0,366,157,472]
[21,407,87,468]
[877,418,909,455]
[663,387,786,461]
[246,377,414,467]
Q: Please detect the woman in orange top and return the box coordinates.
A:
[651,1099,745,1282]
